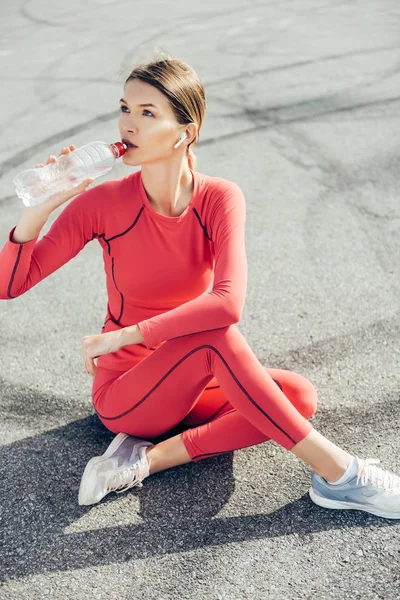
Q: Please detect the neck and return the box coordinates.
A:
[140,160,193,217]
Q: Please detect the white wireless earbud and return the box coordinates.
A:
[174,133,187,148]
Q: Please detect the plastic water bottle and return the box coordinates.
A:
[13,141,127,207]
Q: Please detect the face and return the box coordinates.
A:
[119,79,187,166]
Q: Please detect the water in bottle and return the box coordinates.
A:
[13,141,127,207]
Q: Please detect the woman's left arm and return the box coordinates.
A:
[82,325,144,377]
[129,181,248,350]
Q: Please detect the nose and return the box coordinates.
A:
[120,127,137,140]
[119,114,137,135]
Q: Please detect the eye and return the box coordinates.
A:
[142,109,154,117]
[120,105,129,113]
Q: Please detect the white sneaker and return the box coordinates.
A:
[78,433,153,506]
[310,456,400,519]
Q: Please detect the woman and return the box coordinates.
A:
[1,56,399,517]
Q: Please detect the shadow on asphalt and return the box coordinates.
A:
[1,385,398,582]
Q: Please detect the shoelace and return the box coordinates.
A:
[107,456,149,494]
[356,458,400,492]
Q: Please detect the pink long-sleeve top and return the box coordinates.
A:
[0,169,247,371]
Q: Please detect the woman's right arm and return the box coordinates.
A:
[0,145,95,299]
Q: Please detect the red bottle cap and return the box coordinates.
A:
[110,142,126,158]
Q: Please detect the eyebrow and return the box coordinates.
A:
[119,98,159,108]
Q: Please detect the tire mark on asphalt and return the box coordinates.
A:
[1,75,116,84]
[265,311,400,372]
[281,120,400,285]
[20,0,62,28]
[116,0,300,83]
[20,0,126,28]
[347,199,400,285]
[362,58,400,89]
[32,37,118,112]
[208,45,400,89]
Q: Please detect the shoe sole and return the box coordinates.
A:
[78,433,129,506]
[309,487,400,520]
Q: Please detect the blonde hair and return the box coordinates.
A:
[125,53,206,170]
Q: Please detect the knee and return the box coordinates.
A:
[271,369,318,420]
[290,373,318,420]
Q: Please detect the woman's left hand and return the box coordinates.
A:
[82,330,124,377]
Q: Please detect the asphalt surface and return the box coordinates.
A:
[1,1,400,599]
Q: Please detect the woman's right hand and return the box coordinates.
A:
[24,144,94,219]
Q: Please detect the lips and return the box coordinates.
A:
[122,138,138,149]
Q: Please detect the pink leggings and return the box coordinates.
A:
[92,325,318,461]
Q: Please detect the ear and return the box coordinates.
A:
[185,122,199,145]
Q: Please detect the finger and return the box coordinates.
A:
[82,347,90,373]
[82,347,95,377]
[35,163,44,168]
[59,147,70,157]
[88,358,97,377]
[74,177,94,192]
[60,177,94,201]
[84,357,92,376]
[82,341,96,376]
[69,145,76,151]
[46,155,57,165]
[91,359,98,377]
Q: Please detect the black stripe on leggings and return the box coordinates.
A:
[191,450,231,460]
[95,344,298,446]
